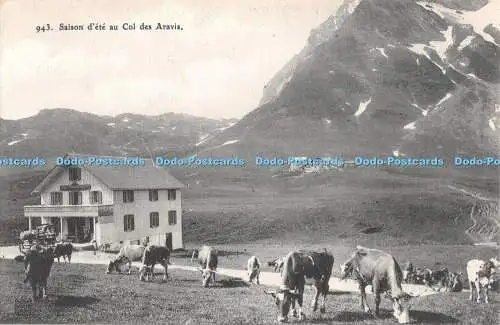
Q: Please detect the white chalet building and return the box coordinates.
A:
[24,154,184,250]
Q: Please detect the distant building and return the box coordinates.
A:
[24,154,184,250]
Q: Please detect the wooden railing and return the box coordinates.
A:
[24,205,113,216]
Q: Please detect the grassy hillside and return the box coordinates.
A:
[182,167,498,247]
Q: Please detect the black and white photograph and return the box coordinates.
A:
[0,0,499,324]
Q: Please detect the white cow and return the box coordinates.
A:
[106,244,147,274]
[246,256,261,284]
[466,258,499,303]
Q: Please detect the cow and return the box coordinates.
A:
[267,257,285,272]
[106,244,146,274]
[264,249,334,322]
[246,256,261,284]
[53,242,73,263]
[467,258,498,303]
[446,272,463,292]
[139,245,170,282]
[23,245,54,300]
[401,262,433,285]
[193,246,218,287]
[425,267,449,291]
[340,246,412,324]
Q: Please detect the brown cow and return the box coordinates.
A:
[264,249,334,322]
[340,246,413,323]
[139,245,170,282]
[23,245,54,300]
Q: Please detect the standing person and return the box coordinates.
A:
[92,239,98,255]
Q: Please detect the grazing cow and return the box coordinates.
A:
[340,246,412,324]
[53,242,73,263]
[425,267,449,291]
[446,272,463,292]
[467,258,497,303]
[264,249,334,322]
[106,244,146,274]
[23,245,54,300]
[194,246,218,287]
[267,257,285,272]
[246,256,261,284]
[139,245,170,282]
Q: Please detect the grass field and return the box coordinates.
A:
[181,167,498,247]
[0,259,498,324]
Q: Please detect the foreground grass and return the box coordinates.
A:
[0,260,498,324]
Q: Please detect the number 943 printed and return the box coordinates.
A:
[35,24,52,32]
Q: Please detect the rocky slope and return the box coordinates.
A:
[197,0,499,184]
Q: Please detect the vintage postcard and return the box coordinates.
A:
[0,0,499,324]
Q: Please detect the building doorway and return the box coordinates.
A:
[66,217,94,243]
[165,232,172,251]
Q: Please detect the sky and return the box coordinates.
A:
[0,0,342,120]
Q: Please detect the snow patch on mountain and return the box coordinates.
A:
[202,139,240,151]
[196,134,211,146]
[410,102,429,116]
[416,1,500,46]
[436,92,452,106]
[488,117,496,131]
[457,35,475,51]
[403,122,417,130]
[7,139,24,146]
[376,47,388,58]
[333,0,362,29]
[354,97,372,117]
[428,26,453,62]
[407,44,446,74]
[217,122,236,132]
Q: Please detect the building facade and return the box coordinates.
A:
[24,155,184,250]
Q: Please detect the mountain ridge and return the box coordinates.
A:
[199,0,499,172]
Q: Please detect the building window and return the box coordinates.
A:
[123,190,134,203]
[150,212,159,228]
[149,189,158,201]
[124,214,134,232]
[68,167,81,182]
[167,189,176,201]
[90,191,102,204]
[50,192,62,205]
[69,191,82,205]
[168,210,177,225]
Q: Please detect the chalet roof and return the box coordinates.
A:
[31,154,185,195]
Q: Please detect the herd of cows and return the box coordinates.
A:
[16,241,500,323]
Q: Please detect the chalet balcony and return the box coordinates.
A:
[24,204,113,217]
